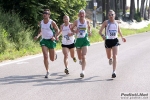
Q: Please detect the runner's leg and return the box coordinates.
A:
[81,46,88,71]
[62,47,69,68]
[49,49,56,61]
[106,48,112,65]
[42,46,49,72]
[77,48,82,64]
[112,46,118,72]
[69,47,77,62]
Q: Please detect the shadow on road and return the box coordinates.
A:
[0,72,114,86]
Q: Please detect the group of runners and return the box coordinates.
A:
[34,9,126,79]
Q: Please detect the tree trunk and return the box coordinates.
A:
[148,0,150,19]
[129,0,135,21]
[102,0,106,22]
[120,0,123,10]
[144,0,148,20]
[123,0,126,15]
[114,0,119,19]
[140,0,146,17]
[137,0,140,13]
[106,0,110,19]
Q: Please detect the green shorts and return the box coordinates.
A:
[40,39,56,49]
[75,37,90,49]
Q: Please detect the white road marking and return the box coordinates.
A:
[16,62,29,64]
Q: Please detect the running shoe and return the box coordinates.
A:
[80,73,84,78]
[73,57,77,62]
[45,72,50,78]
[64,68,69,74]
[109,58,112,65]
[112,73,116,78]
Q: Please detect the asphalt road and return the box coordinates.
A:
[0,32,150,100]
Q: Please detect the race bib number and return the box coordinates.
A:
[78,30,86,38]
[64,35,70,40]
[109,30,117,36]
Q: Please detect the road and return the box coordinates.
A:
[0,32,150,100]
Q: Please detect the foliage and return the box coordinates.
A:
[0,8,35,53]
[0,27,9,53]
[0,0,87,28]
[134,12,142,22]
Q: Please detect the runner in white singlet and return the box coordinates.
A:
[99,10,126,78]
[57,15,77,74]
[34,9,59,78]
[71,10,92,78]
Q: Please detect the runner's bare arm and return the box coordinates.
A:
[68,23,75,36]
[99,21,107,36]
[57,24,63,38]
[87,20,91,36]
[52,21,60,38]
[70,20,78,34]
[118,25,126,42]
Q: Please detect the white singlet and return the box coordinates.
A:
[77,19,88,38]
[106,20,118,39]
[62,24,75,45]
[41,19,54,39]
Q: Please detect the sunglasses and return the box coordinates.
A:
[109,14,114,16]
[43,12,50,15]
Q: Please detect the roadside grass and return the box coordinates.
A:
[121,24,150,36]
[0,24,150,62]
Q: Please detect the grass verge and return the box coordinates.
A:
[0,24,150,62]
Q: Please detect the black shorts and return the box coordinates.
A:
[105,38,120,48]
[61,43,75,49]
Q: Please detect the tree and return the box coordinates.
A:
[129,0,135,21]
[114,0,119,20]
[137,0,140,13]
[0,0,86,29]
[106,0,110,19]
[140,0,146,17]
[144,0,148,20]
[148,0,150,19]
[102,0,106,22]
[123,0,126,16]
[134,0,142,22]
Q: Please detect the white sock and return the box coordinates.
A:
[113,71,116,74]
[82,71,84,74]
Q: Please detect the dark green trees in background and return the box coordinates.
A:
[0,0,86,28]
[0,0,86,53]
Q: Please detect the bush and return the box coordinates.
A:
[0,27,9,53]
[0,8,36,55]
[134,12,142,22]
[0,9,35,51]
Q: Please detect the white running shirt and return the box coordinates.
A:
[62,24,75,45]
[106,21,118,39]
[41,19,54,39]
[77,19,88,38]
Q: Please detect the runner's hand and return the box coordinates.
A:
[102,35,106,40]
[68,32,73,37]
[88,32,92,36]
[122,37,126,42]
[55,36,59,41]
[51,37,56,41]
[34,36,38,40]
